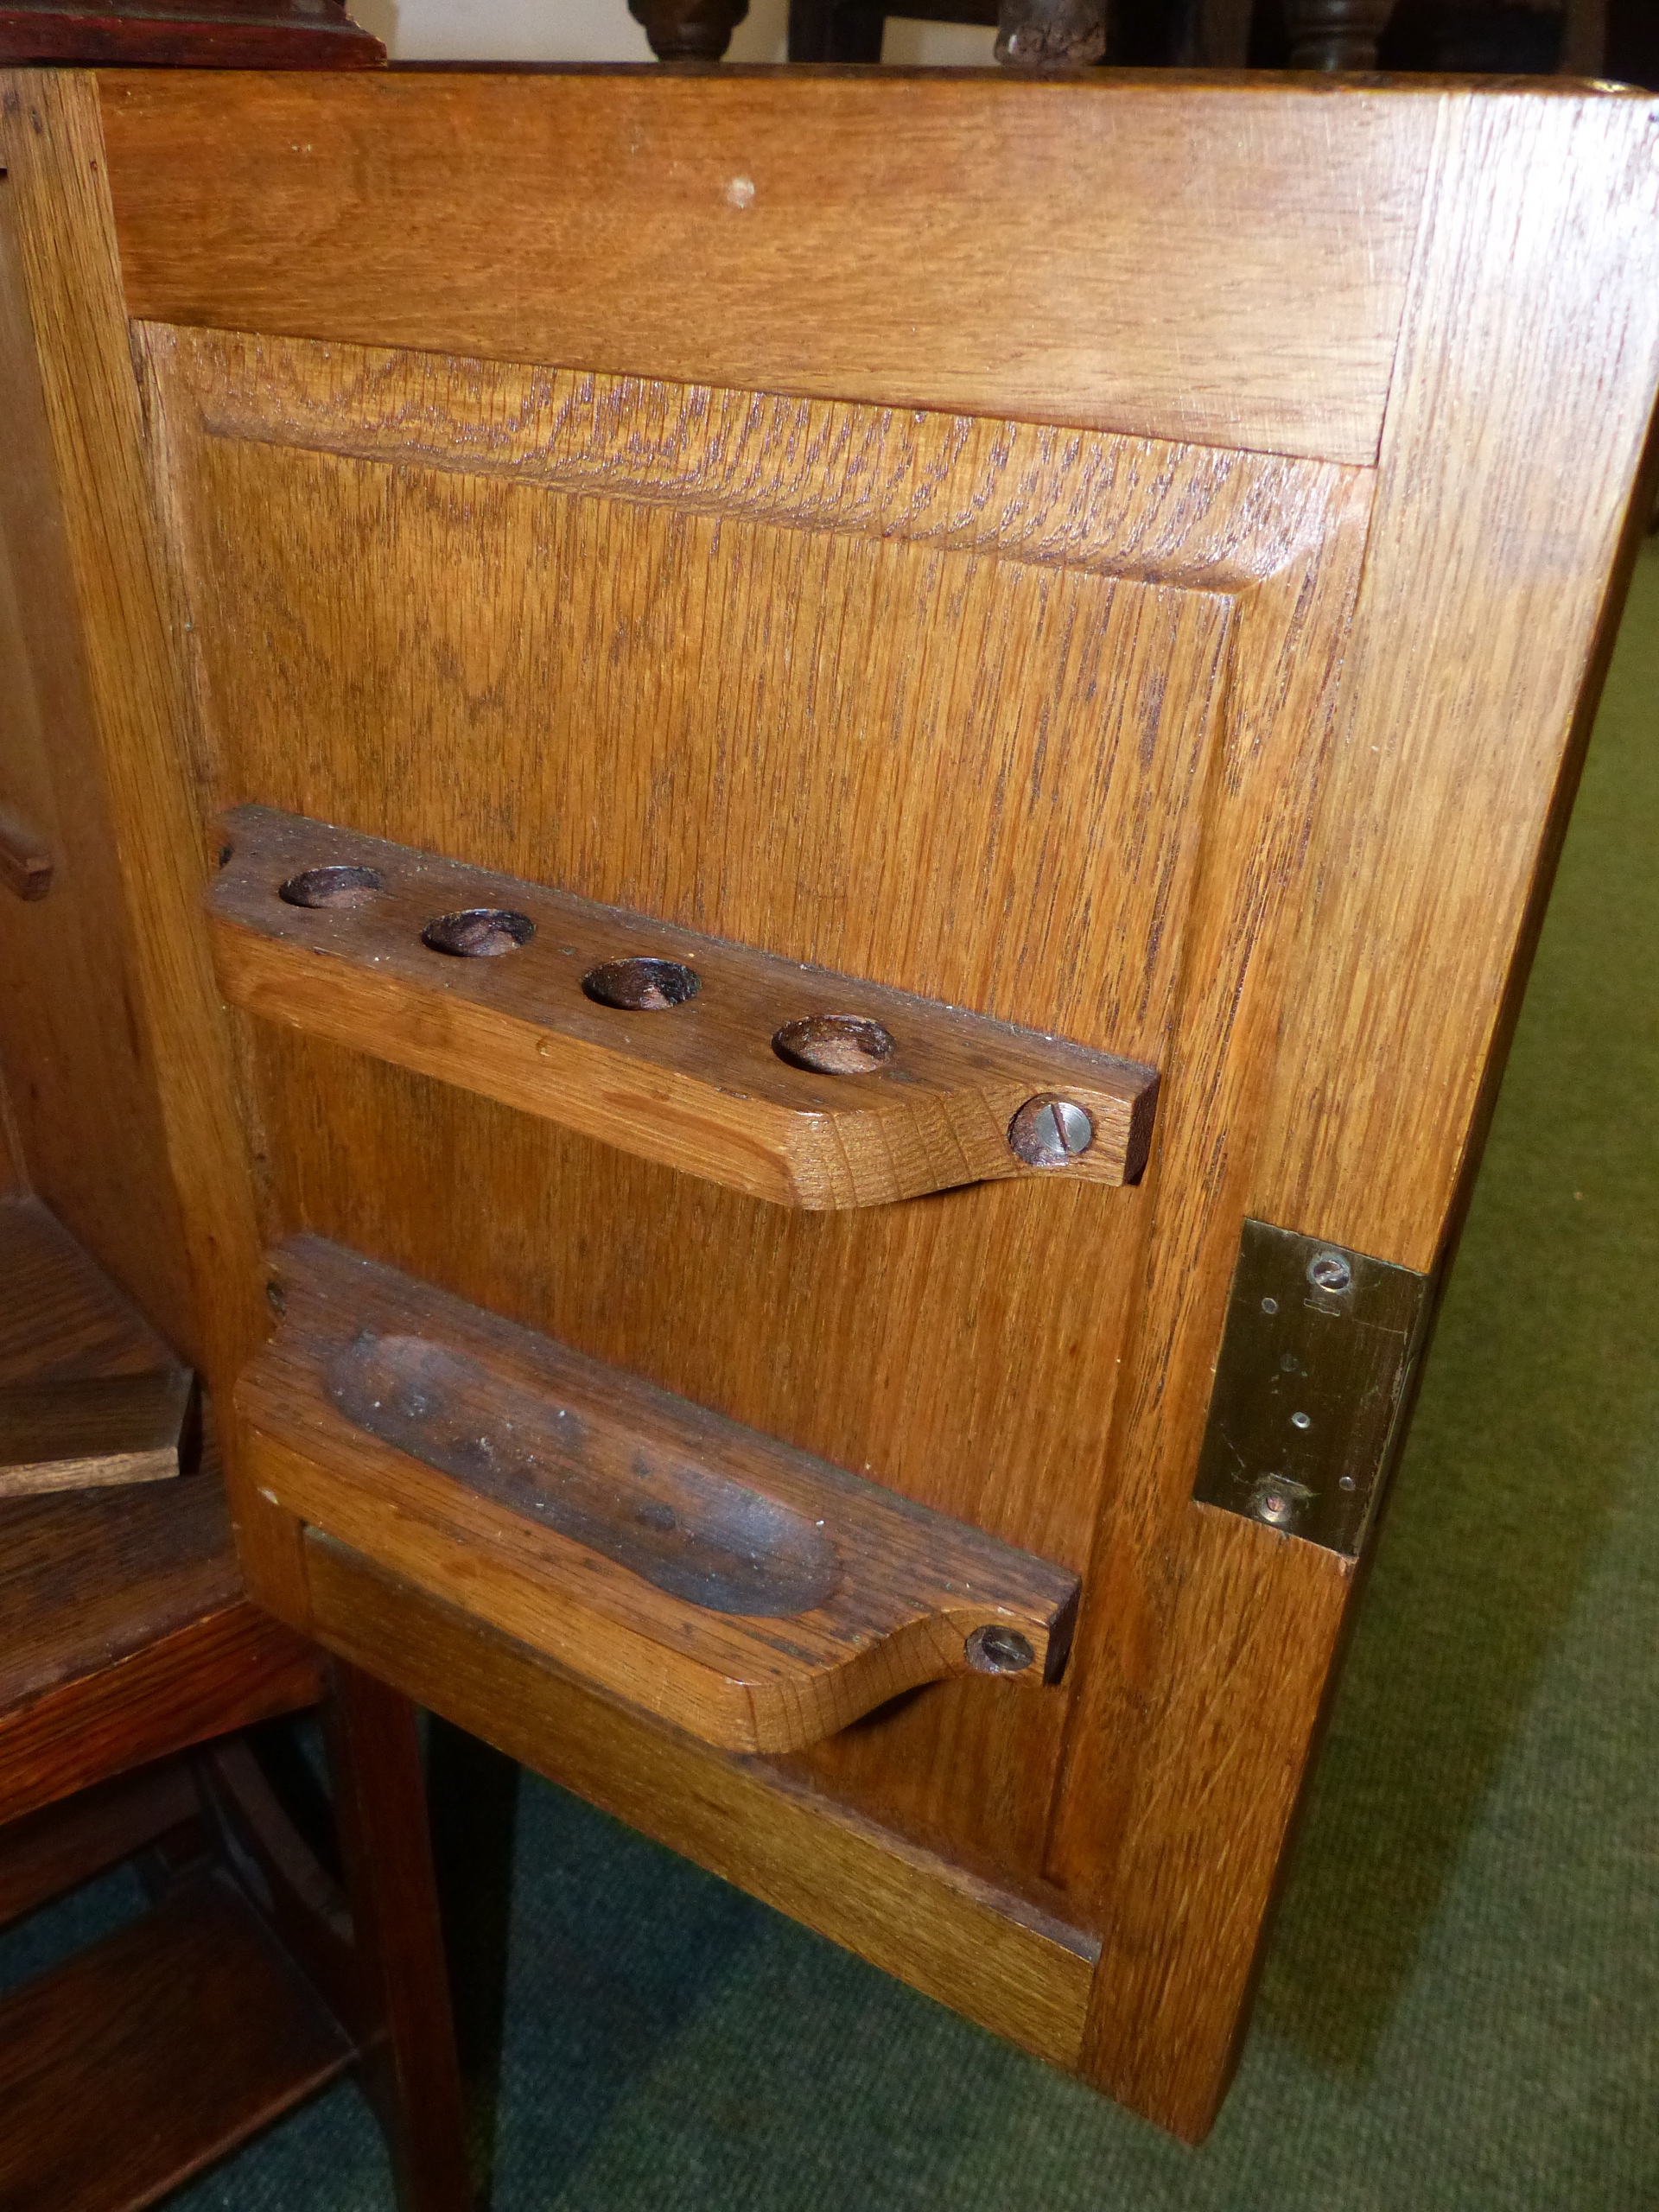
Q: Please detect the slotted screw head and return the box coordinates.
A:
[964,1624,1036,1675]
[1008,1095,1094,1169]
[1306,1249,1353,1294]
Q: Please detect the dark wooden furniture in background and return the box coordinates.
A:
[0,0,381,67]
[777,0,1646,75]
[0,1194,470,2212]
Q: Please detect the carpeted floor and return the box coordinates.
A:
[10,543,1657,2210]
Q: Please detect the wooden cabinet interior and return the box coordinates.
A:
[3,65,1656,2145]
[0,1364,195,1497]
[240,1236,1079,1754]
[209,805,1159,1210]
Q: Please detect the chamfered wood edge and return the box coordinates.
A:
[298,1528,1097,2071]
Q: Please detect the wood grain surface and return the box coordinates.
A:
[0,1873,352,2212]
[103,70,1438,463]
[243,1235,1078,1753]
[211,804,1159,1209]
[1052,86,1659,2135]
[0,169,198,1338]
[0,1365,194,1497]
[0,71,296,1624]
[308,1534,1099,2072]
[146,308,1294,1885]
[8,62,1659,2145]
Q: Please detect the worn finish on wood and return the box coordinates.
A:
[211,806,1159,1210]
[0,1365,195,1497]
[10,63,1659,2148]
[243,1236,1079,1753]
[146,308,1303,1882]
[0,1196,321,1823]
[0,0,383,67]
[309,1535,1099,2070]
[102,71,1436,465]
[0,1873,353,2212]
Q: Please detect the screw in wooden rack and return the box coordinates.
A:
[772,1014,895,1076]
[421,909,535,957]
[964,1624,1035,1674]
[1007,1095,1094,1168]
[582,957,700,1009]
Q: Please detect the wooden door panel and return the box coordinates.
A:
[144,322,1372,1888]
[6,65,1656,2145]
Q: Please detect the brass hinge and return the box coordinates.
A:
[1191,1219,1433,1559]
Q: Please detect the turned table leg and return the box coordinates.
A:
[630,0,750,60]
[1283,0,1394,67]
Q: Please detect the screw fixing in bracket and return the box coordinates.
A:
[1007,1095,1094,1169]
[964,1624,1036,1674]
[1306,1249,1354,1294]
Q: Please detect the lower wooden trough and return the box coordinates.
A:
[238,1236,1080,1754]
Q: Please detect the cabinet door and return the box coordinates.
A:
[3,66,1656,2139]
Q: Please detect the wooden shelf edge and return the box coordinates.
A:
[238,1235,1080,1756]
[0,1872,353,2212]
[0,1367,197,1499]
[207,804,1159,1210]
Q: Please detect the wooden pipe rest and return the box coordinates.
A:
[207,804,1160,1210]
[238,1237,1079,1755]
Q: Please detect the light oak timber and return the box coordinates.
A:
[0,72,302,1618]
[8,64,1656,2148]
[1051,86,1659,2138]
[305,1532,1099,2073]
[240,1235,1079,1754]
[99,72,1438,467]
[210,806,1160,1210]
[143,302,1262,1890]
[149,323,1361,595]
[0,1366,194,1497]
[0,161,198,1338]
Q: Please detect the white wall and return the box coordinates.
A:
[354,0,995,67]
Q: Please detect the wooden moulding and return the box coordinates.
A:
[238,1236,1081,1755]
[0,1364,194,1498]
[207,804,1160,1211]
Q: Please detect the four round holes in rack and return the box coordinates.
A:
[276,870,1096,1180]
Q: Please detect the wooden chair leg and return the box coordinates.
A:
[324,1661,473,2212]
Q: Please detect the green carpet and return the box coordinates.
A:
[18,543,1659,2210]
